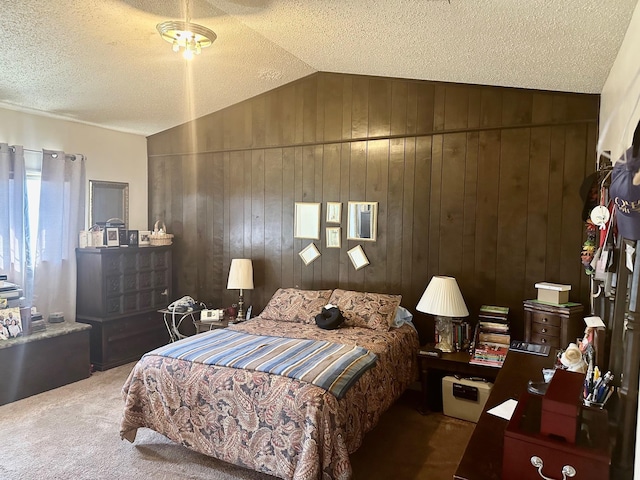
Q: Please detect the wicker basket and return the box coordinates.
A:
[149,221,174,246]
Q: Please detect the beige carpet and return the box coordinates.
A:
[0,363,474,480]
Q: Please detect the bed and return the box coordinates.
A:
[120,288,419,480]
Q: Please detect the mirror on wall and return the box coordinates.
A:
[89,180,129,228]
[347,201,378,242]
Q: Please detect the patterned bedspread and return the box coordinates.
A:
[120,317,419,480]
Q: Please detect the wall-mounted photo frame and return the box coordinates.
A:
[347,245,370,270]
[326,202,342,224]
[139,230,151,246]
[106,227,120,247]
[326,227,341,248]
[294,202,321,239]
[347,201,378,242]
[299,243,321,265]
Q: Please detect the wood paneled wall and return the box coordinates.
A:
[147,72,599,343]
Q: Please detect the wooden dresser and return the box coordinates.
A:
[523,300,584,349]
[75,246,172,370]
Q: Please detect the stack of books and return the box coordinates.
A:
[435,318,472,352]
[470,305,511,367]
[30,311,46,333]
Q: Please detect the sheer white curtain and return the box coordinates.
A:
[0,143,31,301]
[32,150,85,321]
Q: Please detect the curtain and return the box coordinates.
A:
[0,143,31,301]
[33,150,85,321]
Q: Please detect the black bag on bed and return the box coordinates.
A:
[315,306,344,330]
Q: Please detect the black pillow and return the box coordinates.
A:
[315,306,344,330]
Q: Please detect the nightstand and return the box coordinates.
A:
[417,347,500,414]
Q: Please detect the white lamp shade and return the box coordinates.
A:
[416,275,469,317]
[227,259,254,290]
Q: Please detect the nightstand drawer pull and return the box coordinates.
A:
[541,328,547,333]
[530,456,576,480]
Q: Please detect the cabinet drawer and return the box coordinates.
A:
[531,333,560,348]
[106,275,122,296]
[152,269,169,288]
[529,312,561,328]
[531,322,560,338]
[103,255,121,274]
[153,251,170,269]
[137,251,152,269]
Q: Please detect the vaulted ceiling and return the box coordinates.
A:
[0,0,637,137]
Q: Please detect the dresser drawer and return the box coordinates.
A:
[529,311,561,328]
[531,322,560,338]
[531,333,560,348]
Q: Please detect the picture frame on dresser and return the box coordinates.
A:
[139,230,151,246]
[128,230,139,246]
[105,227,119,247]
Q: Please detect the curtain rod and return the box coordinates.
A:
[9,145,83,161]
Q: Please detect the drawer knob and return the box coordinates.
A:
[541,328,547,333]
[541,338,547,343]
[530,456,576,479]
[542,317,548,323]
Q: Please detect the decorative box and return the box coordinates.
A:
[535,282,571,304]
[503,391,610,479]
[540,368,585,443]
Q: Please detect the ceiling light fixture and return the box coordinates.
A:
[156,0,216,60]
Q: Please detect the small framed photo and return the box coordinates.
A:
[299,243,321,265]
[118,229,129,246]
[106,227,120,247]
[347,245,370,271]
[128,230,139,246]
[326,202,342,224]
[0,307,23,339]
[139,230,151,246]
[326,227,341,248]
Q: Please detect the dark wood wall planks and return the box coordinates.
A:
[147,72,599,343]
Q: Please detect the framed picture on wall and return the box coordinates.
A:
[326,202,342,224]
[326,227,341,248]
[294,202,321,239]
[347,245,369,271]
[299,243,321,265]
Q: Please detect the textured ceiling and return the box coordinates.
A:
[0,0,637,137]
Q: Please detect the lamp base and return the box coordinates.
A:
[237,289,245,322]
[434,316,454,353]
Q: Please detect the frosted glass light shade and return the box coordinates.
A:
[416,276,469,317]
[227,259,254,290]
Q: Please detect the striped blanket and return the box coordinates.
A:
[146,329,377,399]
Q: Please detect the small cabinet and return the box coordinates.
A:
[523,300,584,349]
[76,246,172,370]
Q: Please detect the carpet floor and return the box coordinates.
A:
[0,363,474,480]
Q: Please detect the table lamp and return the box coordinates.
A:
[416,276,469,352]
[227,258,254,320]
